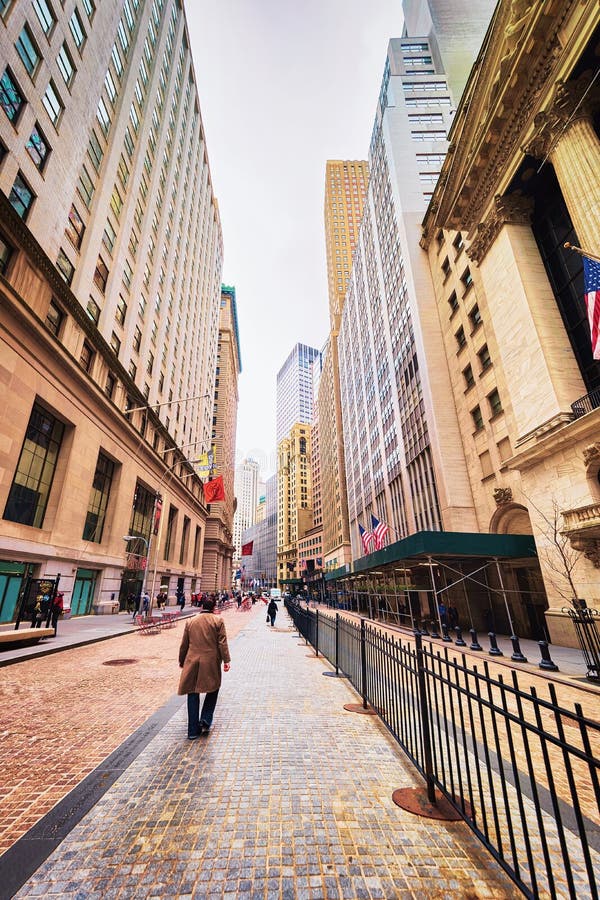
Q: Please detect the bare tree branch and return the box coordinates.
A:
[521,493,581,604]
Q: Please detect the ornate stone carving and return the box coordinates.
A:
[524,73,600,160]
[583,444,600,467]
[582,540,600,569]
[466,193,534,264]
[493,486,513,505]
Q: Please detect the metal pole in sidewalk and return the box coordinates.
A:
[494,557,527,662]
[360,618,369,710]
[415,631,436,805]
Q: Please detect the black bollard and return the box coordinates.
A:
[488,632,503,656]
[469,628,483,651]
[441,624,453,643]
[538,641,559,671]
[454,626,467,647]
[510,635,528,663]
[429,620,440,639]
[419,621,430,636]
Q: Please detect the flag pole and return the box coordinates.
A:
[564,242,600,263]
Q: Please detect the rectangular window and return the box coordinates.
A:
[93,255,109,292]
[42,80,63,125]
[1,0,15,19]
[87,296,100,323]
[87,129,103,172]
[110,332,121,356]
[455,326,466,351]
[129,102,139,133]
[81,0,95,21]
[77,165,94,208]
[25,123,50,171]
[123,125,135,158]
[80,340,94,372]
[461,267,473,291]
[111,43,123,79]
[69,9,86,49]
[462,364,475,390]
[488,388,503,417]
[179,515,190,565]
[3,402,65,528]
[471,405,484,432]
[45,298,64,336]
[110,185,123,219]
[57,43,76,86]
[83,452,114,543]
[478,344,492,372]
[16,25,41,76]
[104,69,117,105]
[117,154,129,189]
[56,247,74,284]
[65,204,85,249]
[447,290,458,314]
[122,259,132,290]
[128,360,137,379]
[469,304,482,330]
[9,172,35,219]
[0,69,25,122]
[133,324,142,351]
[0,232,14,274]
[96,97,111,136]
[32,0,55,34]
[102,219,116,254]
[115,294,127,325]
[105,371,116,399]
[164,505,178,561]
[146,350,154,375]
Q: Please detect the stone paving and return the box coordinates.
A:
[13,607,520,899]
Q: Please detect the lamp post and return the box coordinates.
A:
[123,534,150,612]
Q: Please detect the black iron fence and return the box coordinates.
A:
[286,601,600,899]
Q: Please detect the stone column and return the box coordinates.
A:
[525,74,600,256]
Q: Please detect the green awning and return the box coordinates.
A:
[351,530,537,575]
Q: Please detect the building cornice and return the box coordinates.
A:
[421,0,591,245]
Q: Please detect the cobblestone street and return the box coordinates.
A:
[3,604,525,899]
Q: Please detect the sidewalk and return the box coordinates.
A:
[0,607,198,666]
[8,607,521,899]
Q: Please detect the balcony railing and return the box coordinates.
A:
[562,501,600,533]
[571,387,600,418]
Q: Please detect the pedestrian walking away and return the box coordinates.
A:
[267,597,278,627]
[178,596,231,740]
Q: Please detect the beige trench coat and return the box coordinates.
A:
[177,612,231,695]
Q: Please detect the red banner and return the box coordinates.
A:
[241,540,253,556]
[153,497,162,535]
[203,475,225,503]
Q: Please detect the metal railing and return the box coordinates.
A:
[286,601,600,899]
[565,604,600,680]
[571,387,600,418]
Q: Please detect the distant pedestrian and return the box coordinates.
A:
[178,596,231,740]
[142,592,150,615]
[50,592,64,636]
[267,598,278,627]
[31,596,42,629]
[447,603,459,629]
[177,590,185,610]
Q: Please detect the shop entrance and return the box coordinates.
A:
[71,569,98,616]
[0,562,28,623]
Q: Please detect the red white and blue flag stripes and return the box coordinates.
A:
[583,255,600,360]
[358,523,375,555]
[371,514,389,551]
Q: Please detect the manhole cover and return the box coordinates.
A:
[102,658,139,666]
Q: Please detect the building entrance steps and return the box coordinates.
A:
[12,609,519,899]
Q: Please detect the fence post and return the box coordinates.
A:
[360,617,368,710]
[415,632,436,806]
[335,612,340,675]
[315,609,319,658]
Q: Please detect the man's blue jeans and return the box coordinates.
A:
[187,690,219,737]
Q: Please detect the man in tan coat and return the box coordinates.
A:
[178,596,231,739]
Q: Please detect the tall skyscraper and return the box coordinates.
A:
[276,343,321,444]
[320,161,369,571]
[338,3,494,559]
[201,285,241,592]
[232,457,260,561]
[277,423,313,586]
[0,0,224,616]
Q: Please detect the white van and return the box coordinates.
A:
[269,588,282,600]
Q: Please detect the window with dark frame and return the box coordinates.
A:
[45,299,64,336]
[93,255,109,292]
[461,267,473,291]
[80,340,94,372]
[478,344,492,372]
[82,451,114,542]
[105,371,116,399]
[468,304,482,330]
[32,0,55,34]
[3,401,65,528]
[57,43,75,86]
[447,290,458,313]
[455,325,466,350]
[463,364,475,390]
[0,69,25,122]
[87,296,100,323]
[0,232,13,274]
[9,172,35,219]
[471,405,484,432]
[56,247,74,283]
[65,204,85,249]
[25,122,51,171]
[488,388,503,417]
[15,25,41,76]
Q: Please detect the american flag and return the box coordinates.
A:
[583,256,600,360]
[358,523,374,555]
[371,514,389,551]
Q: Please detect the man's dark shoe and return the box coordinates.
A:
[188,734,200,740]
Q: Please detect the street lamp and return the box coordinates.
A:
[126,391,212,416]
[123,534,150,611]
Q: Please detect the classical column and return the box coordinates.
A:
[525,74,600,256]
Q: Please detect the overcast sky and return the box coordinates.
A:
[186,1,405,478]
